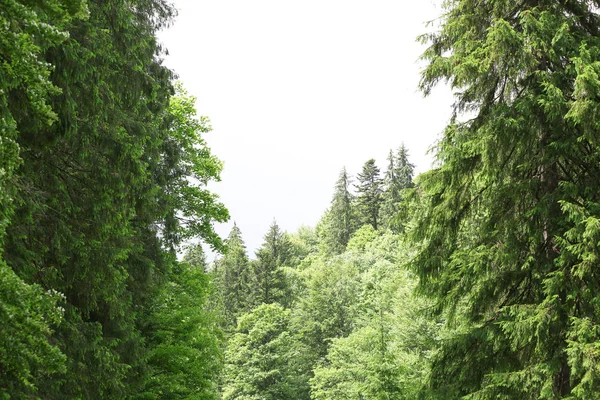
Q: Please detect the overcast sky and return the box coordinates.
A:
[158,0,454,257]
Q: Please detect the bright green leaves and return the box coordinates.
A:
[142,261,222,400]
[161,83,229,251]
[0,262,66,399]
[222,304,310,400]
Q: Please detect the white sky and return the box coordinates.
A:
[159,0,454,257]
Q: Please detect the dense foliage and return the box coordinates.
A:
[413,0,600,398]
[5,1,600,399]
[1,1,227,398]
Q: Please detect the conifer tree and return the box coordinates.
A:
[394,143,414,191]
[379,150,401,230]
[323,167,359,254]
[252,221,291,306]
[183,243,207,272]
[413,1,600,398]
[380,144,415,231]
[0,1,85,396]
[355,159,384,230]
[214,223,253,327]
[1,2,229,396]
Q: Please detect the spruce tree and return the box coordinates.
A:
[253,221,291,306]
[183,243,207,272]
[413,1,600,398]
[394,143,414,191]
[214,223,253,326]
[355,159,384,230]
[1,2,229,396]
[324,167,359,254]
[380,144,415,231]
[379,150,401,230]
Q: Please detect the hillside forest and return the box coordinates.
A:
[3,0,600,399]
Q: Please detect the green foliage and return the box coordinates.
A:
[305,232,438,399]
[321,168,360,254]
[355,159,384,230]
[161,82,229,250]
[413,0,600,398]
[293,254,362,361]
[380,145,415,232]
[252,221,292,307]
[182,243,208,272]
[222,303,310,400]
[0,1,229,397]
[141,261,222,400]
[214,224,254,328]
[347,224,379,252]
[0,262,66,399]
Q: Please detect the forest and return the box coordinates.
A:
[2,0,600,399]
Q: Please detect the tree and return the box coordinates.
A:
[0,1,84,397]
[380,145,415,231]
[0,265,66,398]
[355,159,384,230]
[413,1,600,398]
[379,150,401,230]
[141,260,222,400]
[183,243,207,272]
[293,253,362,361]
[214,223,254,327]
[1,2,229,396]
[222,304,310,400]
[394,144,414,191]
[252,221,291,306]
[322,167,359,254]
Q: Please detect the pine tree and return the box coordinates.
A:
[253,221,291,306]
[395,144,414,191]
[380,144,415,231]
[323,167,359,254]
[214,223,253,327]
[355,159,384,230]
[379,150,401,230]
[0,1,85,396]
[183,243,207,272]
[1,2,229,396]
[413,1,600,398]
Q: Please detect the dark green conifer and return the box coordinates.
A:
[413,1,600,397]
[215,223,254,327]
[183,243,207,272]
[323,167,359,254]
[355,159,384,230]
[252,221,291,306]
[394,143,414,191]
[380,144,415,231]
[1,2,228,397]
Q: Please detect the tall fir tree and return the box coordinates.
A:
[0,1,85,396]
[379,150,401,230]
[214,223,253,327]
[323,167,359,254]
[355,159,384,230]
[252,221,291,307]
[1,2,229,397]
[413,0,600,398]
[394,143,414,191]
[183,243,207,272]
[380,144,415,231]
